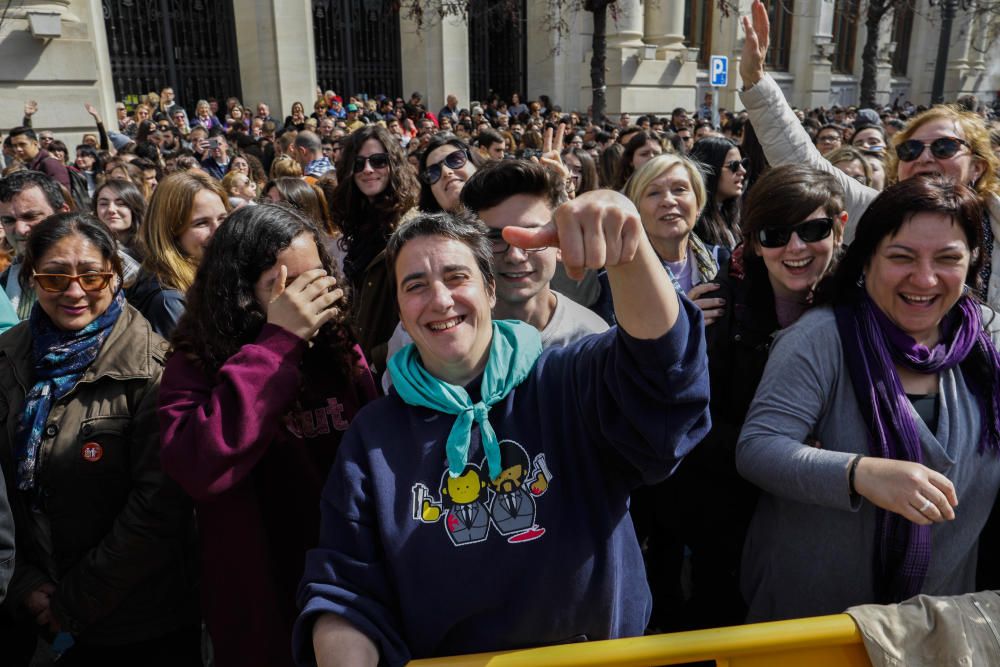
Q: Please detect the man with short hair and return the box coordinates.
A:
[293,130,332,182]
[439,94,460,125]
[37,130,55,150]
[669,107,689,133]
[256,102,277,125]
[8,127,70,190]
[477,129,506,160]
[318,117,335,138]
[0,171,139,319]
[199,132,231,180]
[155,86,179,121]
[619,112,631,128]
[676,126,694,153]
[814,124,843,155]
[461,159,608,346]
[345,104,365,132]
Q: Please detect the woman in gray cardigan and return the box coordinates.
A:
[737,177,1000,622]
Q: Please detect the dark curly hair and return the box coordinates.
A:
[329,125,418,286]
[171,203,358,383]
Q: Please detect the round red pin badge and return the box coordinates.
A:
[81,442,104,462]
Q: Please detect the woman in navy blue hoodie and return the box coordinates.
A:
[294,192,712,666]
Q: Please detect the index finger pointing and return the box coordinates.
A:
[503,223,558,250]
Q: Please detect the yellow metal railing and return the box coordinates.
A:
[409,613,871,667]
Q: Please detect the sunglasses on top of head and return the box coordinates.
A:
[895,136,970,163]
[724,157,750,172]
[352,152,390,173]
[423,149,469,185]
[757,217,835,248]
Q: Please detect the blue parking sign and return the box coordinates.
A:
[710,55,728,87]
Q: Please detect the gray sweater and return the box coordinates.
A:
[736,306,1000,622]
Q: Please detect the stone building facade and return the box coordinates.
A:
[1,0,997,146]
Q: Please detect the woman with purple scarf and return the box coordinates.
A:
[736,176,1000,622]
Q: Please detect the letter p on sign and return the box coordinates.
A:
[710,55,728,87]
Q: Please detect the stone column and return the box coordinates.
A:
[606,0,643,48]
[643,0,686,55]
[399,13,470,114]
[0,0,118,147]
[232,0,316,117]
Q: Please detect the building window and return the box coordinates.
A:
[891,3,914,76]
[683,0,712,68]
[832,0,860,75]
[765,1,794,72]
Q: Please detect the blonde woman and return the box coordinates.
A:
[126,171,229,336]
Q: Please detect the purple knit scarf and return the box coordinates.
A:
[834,292,1000,603]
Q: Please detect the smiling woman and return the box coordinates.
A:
[295,196,711,666]
[736,176,1000,622]
[0,212,199,664]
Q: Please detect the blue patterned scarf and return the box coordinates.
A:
[389,319,542,480]
[15,290,126,491]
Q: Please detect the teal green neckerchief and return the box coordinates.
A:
[389,319,542,480]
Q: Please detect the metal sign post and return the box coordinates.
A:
[709,55,728,129]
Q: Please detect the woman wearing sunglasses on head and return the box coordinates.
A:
[0,212,199,665]
[418,133,486,214]
[688,136,748,251]
[739,0,1000,307]
[737,177,1000,622]
[663,165,846,629]
[329,124,420,376]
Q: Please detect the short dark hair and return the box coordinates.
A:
[477,128,504,149]
[460,159,566,213]
[19,211,124,293]
[8,126,37,141]
[0,170,66,210]
[417,133,485,213]
[385,211,494,304]
[828,176,984,303]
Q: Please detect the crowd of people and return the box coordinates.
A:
[1,2,1000,666]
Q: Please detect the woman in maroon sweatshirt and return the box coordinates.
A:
[157,203,377,667]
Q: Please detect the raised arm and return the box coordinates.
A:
[505,189,678,339]
[738,0,876,241]
[85,103,110,151]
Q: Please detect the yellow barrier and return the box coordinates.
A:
[409,614,872,667]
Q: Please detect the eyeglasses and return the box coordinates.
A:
[33,272,115,293]
[352,153,390,173]
[725,158,750,172]
[757,217,835,248]
[486,230,547,255]
[895,136,970,163]
[423,149,469,185]
[816,134,841,144]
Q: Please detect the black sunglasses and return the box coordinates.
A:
[353,152,390,173]
[758,217,835,248]
[725,158,750,172]
[895,137,970,163]
[423,149,469,185]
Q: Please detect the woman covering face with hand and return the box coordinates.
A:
[0,213,199,665]
[737,177,1000,622]
[158,204,376,667]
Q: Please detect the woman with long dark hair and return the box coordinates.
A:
[737,176,1000,621]
[329,124,419,373]
[92,178,146,259]
[417,133,485,213]
[159,203,377,667]
[612,130,665,190]
[689,135,746,250]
